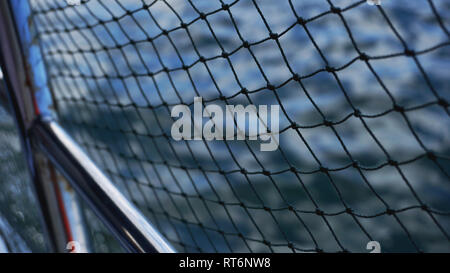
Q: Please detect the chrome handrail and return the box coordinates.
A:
[1,0,176,253]
[30,118,175,253]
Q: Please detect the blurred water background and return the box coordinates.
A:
[0,70,46,252]
[1,0,449,252]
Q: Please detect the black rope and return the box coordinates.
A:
[29,0,450,253]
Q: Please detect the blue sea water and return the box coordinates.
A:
[12,0,450,252]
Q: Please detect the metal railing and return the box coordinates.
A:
[30,118,175,253]
[0,0,175,253]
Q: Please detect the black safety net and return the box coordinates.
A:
[28,0,450,252]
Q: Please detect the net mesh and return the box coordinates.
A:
[28,0,450,252]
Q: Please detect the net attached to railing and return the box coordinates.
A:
[28,0,450,252]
